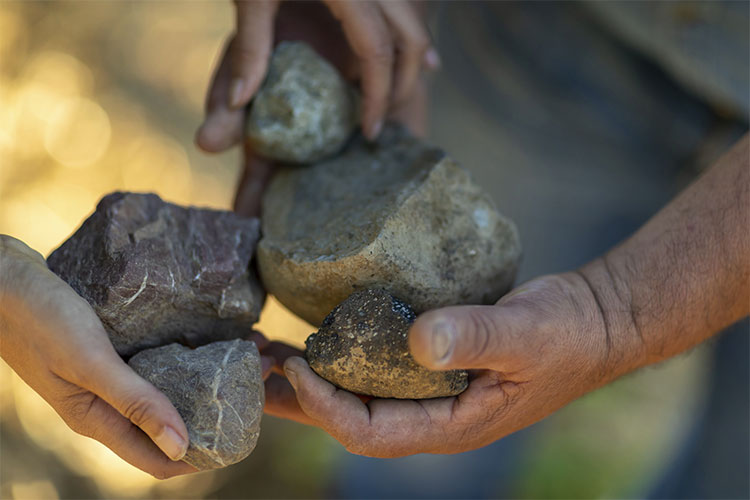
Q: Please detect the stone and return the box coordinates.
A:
[47,192,264,357]
[128,339,264,470]
[245,41,357,164]
[258,124,522,326]
[305,289,468,399]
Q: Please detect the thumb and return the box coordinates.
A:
[409,304,533,371]
[79,353,190,462]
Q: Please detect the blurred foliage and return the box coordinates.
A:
[0,1,712,499]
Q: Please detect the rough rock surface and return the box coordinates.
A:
[128,339,264,470]
[258,124,522,326]
[306,289,468,399]
[48,192,264,357]
[245,41,357,164]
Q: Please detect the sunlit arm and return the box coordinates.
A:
[579,133,750,381]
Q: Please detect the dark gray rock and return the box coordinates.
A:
[128,339,264,470]
[47,192,264,357]
[305,289,468,399]
[245,41,357,164]
[259,124,522,326]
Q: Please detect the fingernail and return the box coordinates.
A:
[431,322,455,364]
[369,120,383,140]
[155,425,188,461]
[424,48,441,70]
[284,366,298,391]
[228,78,245,108]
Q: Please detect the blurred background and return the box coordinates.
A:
[0,1,746,499]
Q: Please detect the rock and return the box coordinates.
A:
[258,124,522,326]
[245,41,357,164]
[128,339,264,470]
[306,289,468,399]
[47,192,264,357]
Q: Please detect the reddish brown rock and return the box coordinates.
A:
[47,192,264,357]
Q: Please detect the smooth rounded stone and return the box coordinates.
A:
[128,339,264,470]
[305,289,468,399]
[47,192,265,357]
[258,124,522,326]
[245,41,357,164]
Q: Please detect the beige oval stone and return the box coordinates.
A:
[258,124,522,326]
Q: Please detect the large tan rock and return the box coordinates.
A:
[258,124,522,326]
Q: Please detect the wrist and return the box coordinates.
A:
[574,254,647,384]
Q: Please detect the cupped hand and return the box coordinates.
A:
[275,267,638,457]
[0,236,194,478]
[196,0,433,217]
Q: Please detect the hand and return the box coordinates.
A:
[196,0,433,217]
[278,269,633,457]
[0,236,197,479]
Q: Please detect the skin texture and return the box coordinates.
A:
[195,0,432,217]
[270,135,750,457]
[0,236,272,478]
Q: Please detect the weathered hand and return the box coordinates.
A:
[274,135,750,457]
[278,269,634,457]
[196,0,432,217]
[0,235,197,478]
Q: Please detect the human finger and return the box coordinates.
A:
[229,0,279,109]
[409,304,537,371]
[57,390,196,479]
[74,352,190,462]
[377,0,431,105]
[233,143,274,217]
[261,341,305,375]
[324,0,393,139]
[283,356,451,457]
[196,37,246,152]
[263,373,316,426]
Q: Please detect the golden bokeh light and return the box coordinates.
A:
[44,97,111,169]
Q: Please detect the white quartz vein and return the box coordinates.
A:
[122,271,148,307]
[205,344,235,467]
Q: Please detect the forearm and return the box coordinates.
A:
[580,134,749,378]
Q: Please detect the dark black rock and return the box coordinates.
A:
[305,289,468,399]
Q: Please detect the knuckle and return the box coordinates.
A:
[464,308,498,363]
[403,33,430,56]
[58,393,97,437]
[339,425,375,456]
[363,40,394,66]
[121,396,156,428]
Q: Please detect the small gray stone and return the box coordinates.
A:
[245,41,357,164]
[306,289,468,399]
[258,124,522,326]
[47,192,265,357]
[128,339,264,470]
